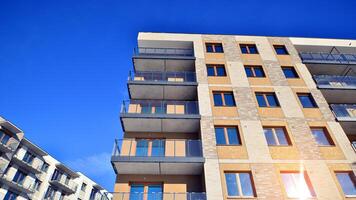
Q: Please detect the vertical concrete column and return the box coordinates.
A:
[234,87,259,120]
[274,86,304,118]
[311,89,336,121]
[328,121,356,162]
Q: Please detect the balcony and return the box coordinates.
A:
[331,104,356,135]
[128,71,197,100]
[0,157,9,174]
[111,139,204,175]
[120,100,200,133]
[133,47,195,72]
[300,52,356,65]
[50,175,78,194]
[0,174,35,195]
[11,154,42,174]
[0,131,18,153]
[314,75,356,103]
[108,192,206,200]
[0,140,16,153]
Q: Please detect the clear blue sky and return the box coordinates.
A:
[0,0,355,191]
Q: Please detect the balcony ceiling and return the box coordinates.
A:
[306,64,356,76]
[320,89,356,104]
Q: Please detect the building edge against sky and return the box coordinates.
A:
[111,32,356,199]
[0,116,112,200]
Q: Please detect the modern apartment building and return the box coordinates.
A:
[0,116,112,200]
[111,32,356,200]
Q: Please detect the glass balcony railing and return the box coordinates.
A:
[330,104,356,120]
[134,47,194,57]
[107,192,206,200]
[121,100,199,115]
[113,139,203,158]
[129,71,197,83]
[314,75,356,89]
[299,52,356,64]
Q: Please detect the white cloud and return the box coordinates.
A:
[65,152,113,176]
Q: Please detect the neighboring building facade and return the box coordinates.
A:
[111,32,356,199]
[0,117,111,200]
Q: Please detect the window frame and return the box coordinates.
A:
[297,93,318,108]
[335,171,356,197]
[239,44,259,54]
[263,127,291,146]
[244,65,266,78]
[213,91,236,107]
[310,127,334,146]
[205,43,224,53]
[207,64,227,77]
[282,66,299,79]
[224,171,256,198]
[255,92,280,108]
[274,45,289,55]
[0,129,11,145]
[214,126,242,146]
[280,171,315,198]
[135,138,166,157]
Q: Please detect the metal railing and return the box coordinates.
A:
[314,75,356,88]
[300,52,356,64]
[121,100,199,115]
[51,175,78,192]
[107,192,206,200]
[134,47,194,57]
[113,139,203,158]
[330,104,356,120]
[129,71,197,83]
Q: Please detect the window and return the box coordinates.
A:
[81,182,87,191]
[255,92,280,107]
[34,179,42,191]
[244,66,265,78]
[213,92,236,106]
[52,169,63,181]
[281,172,314,198]
[215,127,241,145]
[225,172,255,197]
[263,127,290,146]
[206,43,224,53]
[207,64,226,76]
[45,186,56,199]
[240,44,259,54]
[297,93,317,108]
[0,130,11,145]
[336,172,356,196]
[282,66,299,78]
[90,188,99,200]
[22,151,36,164]
[136,139,165,157]
[130,184,163,200]
[12,170,27,185]
[310,128,334,146]
[41,162,49,172]
[4,191,18,200]
[274,45,289,55]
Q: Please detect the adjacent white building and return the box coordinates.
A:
[0,116,112,200]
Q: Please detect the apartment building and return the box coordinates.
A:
[0,116,112,200]
[111,32,356,200]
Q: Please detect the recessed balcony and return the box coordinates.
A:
[0,130,18,153]
[11,154,42,174]
[331,104,356,135]
[128,71,197,100]
[111,139,204,175]
[300,52,356,65]
[50,175,78,194]
[314,75,356,103]
[107,192,206,200]
[0,174,35,195]
[120,100,200,133]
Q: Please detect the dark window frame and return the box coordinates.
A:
[215,126,242,146]
[206,43,224,53]
[274,45,289,55]
[282,66,299,78]
[297,93,318,108]
[310,127,335,146]
[213,91,236,107]
[255,92,280,108]
[335,171,356,197]
[224,171,256,197]
[244,65,266,78]
[239,44,259,54]
[207,64,227,77]
[263,126,292,146]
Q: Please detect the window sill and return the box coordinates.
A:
[216,144,242,146]
[227,196,256,199]
[214,106,237,107]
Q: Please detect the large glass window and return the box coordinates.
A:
[263,127,290,146]
[45,186,56,199]
[282,66,299,78]
[147,185,163,200]
[310,128,334,146]
[274,45,289,55]
[0,130,11,145]
[130,184,144,200]
[130,184,163,200]
[244,66,265,78]
[215,127,241,145]
[225,172,255,197]
[206,43,224,53]
[207,64,226,76]
[136,139,165,157]
[12,170,26,184]
[281,172,314,198]
[297,93,318,108]
[240,44,259,54]
[336,172,356,196]
[213,92,236,106]
[4,191,18,200]
[22,151,36,164]
[255,92,280,107]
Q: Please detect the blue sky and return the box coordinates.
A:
[0,0,355,191]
